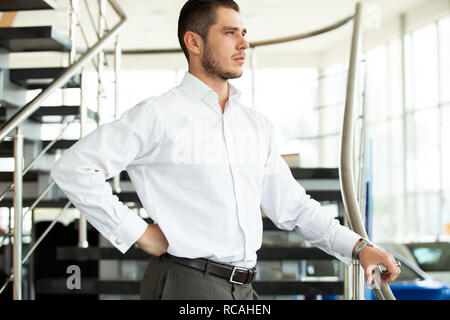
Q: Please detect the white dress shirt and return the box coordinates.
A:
[51,72,361,268]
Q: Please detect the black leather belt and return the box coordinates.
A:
[160,253,256,285]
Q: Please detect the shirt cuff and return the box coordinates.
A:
[333,226,362,265]
[108,209,148,253]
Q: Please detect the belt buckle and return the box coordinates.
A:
[229,266,248,285]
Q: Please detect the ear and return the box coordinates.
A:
[184,31,203,56]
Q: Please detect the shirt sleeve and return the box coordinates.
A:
[50,100,164,253]
[260,121,361,265]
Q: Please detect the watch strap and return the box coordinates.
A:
[352,238,373,260]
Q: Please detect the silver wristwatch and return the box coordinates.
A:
[352,238,373,260]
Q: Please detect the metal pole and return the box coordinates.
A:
[435,21,444,239]
[13,126,23,300]
[97,0,106,125]
[341,2,365,300]
[69,0,79,65]
[352,260,364,299]
[400,14,408,244]
[78,72,88,248]
[28,209,35,300]
[113,35,121,193]
[339,2,395,300]
[343,215,353,300]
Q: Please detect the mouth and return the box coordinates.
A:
[233,56,246,63]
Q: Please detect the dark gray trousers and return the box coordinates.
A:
[140,255,260,300]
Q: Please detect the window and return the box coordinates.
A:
[250,68,320,166]
[320,16,450,242]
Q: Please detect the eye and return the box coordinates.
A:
[226,31,234,35]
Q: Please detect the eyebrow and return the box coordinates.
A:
[222,26,247,35]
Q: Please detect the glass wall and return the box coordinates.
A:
[317,16,450,242]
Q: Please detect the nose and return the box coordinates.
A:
[238,35,249,51]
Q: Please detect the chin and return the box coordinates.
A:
[226,69,244,80]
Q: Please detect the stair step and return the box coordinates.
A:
[115,190,342,204]
[0,0,56,11]
[113,168,340,182]
[30,106,98,123]
[10,67,81,89]
[257,247,336,261]
[0,171,39,181]
[291,167,339,180]
[35,278,343,296]
[0,107,7,124]
[1,105,97,124]
[41,139,77,152]
[55,246,337,261]
[0,26,71,52]
[0,188,342,206]
[0,198,75,207]
[0,138,77,158]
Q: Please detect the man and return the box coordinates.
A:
[51,0,400,300]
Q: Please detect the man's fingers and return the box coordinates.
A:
[382,257,401,282]
[365,265,378,287]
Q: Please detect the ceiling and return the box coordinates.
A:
[11,0,430,51]
[7,0,435,69]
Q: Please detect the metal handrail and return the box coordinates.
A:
[0,0,126,143]
[339,2,395,300]
[249,15,353,48]
[96,14,354,56]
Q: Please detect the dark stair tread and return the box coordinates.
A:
[30,106,98,123]
[0,0,56,11]
[0,139,78,158]
[0,189,342,206]
[55,246,337,261]
[0,26,71,52]
[113,168,340,182]
[9,67,81,89]
[115,190,342,204]
[0,198,77,208]
[0,171,40,181]
[41,139,77,151]
[290,167,339,180]
[35,278,343,295]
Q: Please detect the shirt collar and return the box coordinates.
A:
[179,72,242,103]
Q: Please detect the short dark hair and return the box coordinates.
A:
[178,0,240,60]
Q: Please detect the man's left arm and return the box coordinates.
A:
[260,121,400,285]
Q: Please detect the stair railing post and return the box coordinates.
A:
[97,0,106,126]
[340,2,396,300]
[112,35,121,193]
[13,126,24,300]
[343,216,353,299]
[339,2,365,300]
[69,0,79,65]
[78,74,88,249]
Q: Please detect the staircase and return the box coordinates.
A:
[0,1,348,300]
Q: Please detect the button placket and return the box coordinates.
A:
[222,111,248,260]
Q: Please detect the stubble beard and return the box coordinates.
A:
[201,42,243,80]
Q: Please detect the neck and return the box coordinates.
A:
[188,68,229,113]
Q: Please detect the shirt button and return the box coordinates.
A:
[115,238,122,245]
